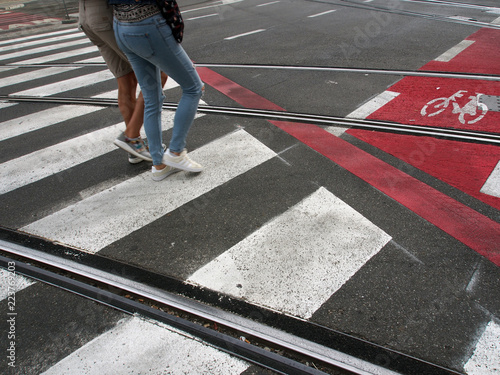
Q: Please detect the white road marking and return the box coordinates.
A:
[480,160,500,198]
[225,29,266,40]
[0,111,179,195]
[13,46,98,65]
[434,40,475,62]
[0,104,103,141]
[41,316,249,375]
[21,130,277,253]
[464,320,500,374]
[257,1,280,7]
[0,67,79,88]
[492,16,500,25]
[188,187,391,319]
[0,37,91,62]
[325,91,399,137]
[0,269,35,301]
[0,102,17,109]
[0,31,85,53]
[308,10,336,18]
[10,70,115,97]
[186,13,218,20]
[0,28,77,47]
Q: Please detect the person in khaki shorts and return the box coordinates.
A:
[79,0,167,163]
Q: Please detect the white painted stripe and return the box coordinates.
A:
[257,1,280,7]
[13,46,98,65]
[492,16,500,25]
[0,67,79,88]
[0,111,179,195]
[42,316,249,375]
[0,102,17,109]
[0,269,35,301]
[21,130,276,253]
[0,105,103,141]
[308,10,336,18]
[434,40,475,62]
[480,160,500,198]
[0,37,90,62]
[225,29,266,40]
[347,90,399,119]
[76,56,105,64]
[0,66,17,73]
[186,13,218,20]
[0,28,77,47]
[188,187,391,319]
[464,320,500,374]
[0,31,86,53]
[10,70,114,97]
[325,90,399,137]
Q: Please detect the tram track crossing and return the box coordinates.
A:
[0,2,499,374]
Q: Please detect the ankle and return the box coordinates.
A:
[154,164,166,170]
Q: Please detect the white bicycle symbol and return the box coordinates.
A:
[420,90,487,125]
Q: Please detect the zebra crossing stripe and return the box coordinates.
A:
[464,320,500,374]
[0,37,90,62]
[0,269,35,301]
[188,187,391,319]
[0,104,103,141]
[21,129,277,253]
[480,160,500,198]
[14,45,98,65]
[41,316,250,375]
[0,121,128,195]
[0,28,78,47]
[0,67,80,88]
[10,69,115,97]
[0,31,86,53]
[0,110,179,195]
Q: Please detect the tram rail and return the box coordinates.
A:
[0,228,464,375]
[1,94,499,145]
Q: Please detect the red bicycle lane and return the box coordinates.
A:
[347,27,500,213]
[197,50,500,266]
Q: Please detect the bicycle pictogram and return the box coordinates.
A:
[420,90,487,125]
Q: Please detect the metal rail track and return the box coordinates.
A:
[4,63,500,82]
[311,0,500,30]
[0,228,464,375]
[2,94,499,145]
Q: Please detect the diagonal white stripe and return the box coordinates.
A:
[0,104,103,140]
[0,67,79,88]
[14,46,98,65]
[0,37,91,62]
[0,112,177,195]
[10,70,115,97]
[21,130,277,253]
[188,187,391,319]
[434,40,475,62]
[464,320,500,374]
[0,28,78,47]
[41,316,249,375]
[0,31,86,53]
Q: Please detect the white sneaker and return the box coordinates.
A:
[162,149,203,172]
[151,165,179,181]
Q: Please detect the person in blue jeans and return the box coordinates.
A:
[109,0,204,181]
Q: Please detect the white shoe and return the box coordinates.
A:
[151,165,179,181]
[162,149,203,172]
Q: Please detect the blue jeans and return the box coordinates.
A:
[113,14,203,165]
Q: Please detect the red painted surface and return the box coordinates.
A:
[347,29,500,212]
[423,28,500,75]
[197,67,500,265]
[0,11,60,30]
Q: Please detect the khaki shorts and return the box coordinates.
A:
[79,0,133,78]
